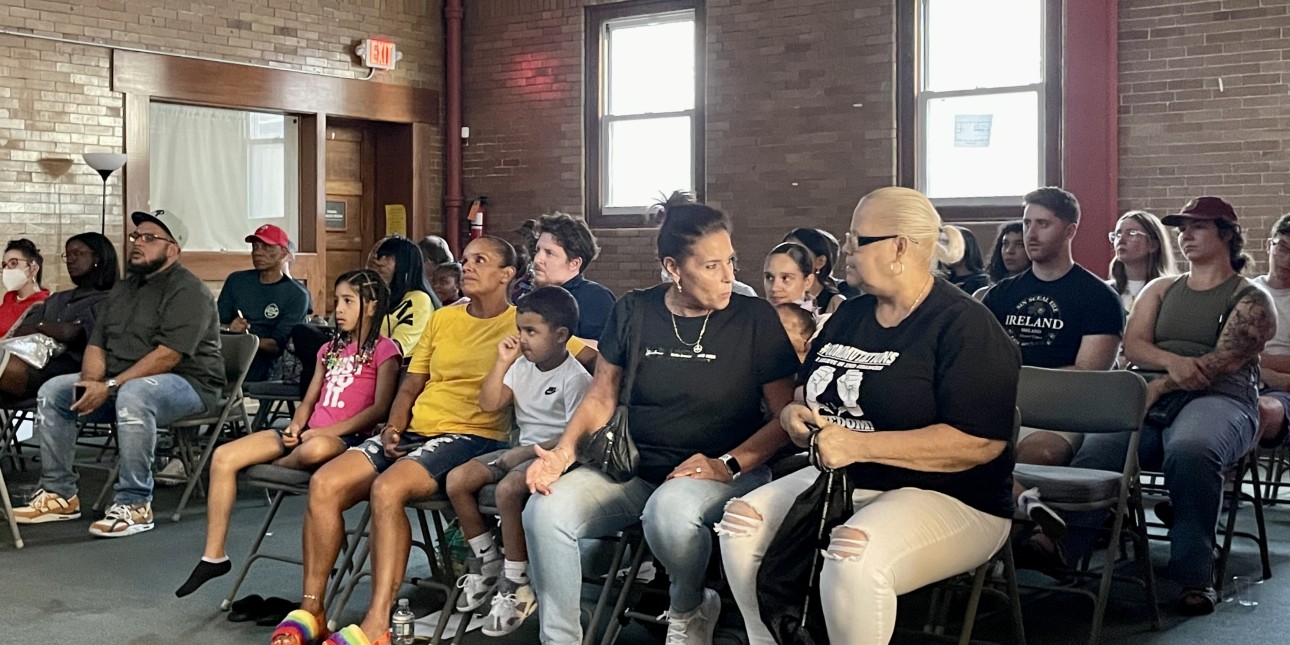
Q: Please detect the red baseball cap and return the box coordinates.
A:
[245,224,294,251]
[1162,196,1238,227]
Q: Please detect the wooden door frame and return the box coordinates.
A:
[112,50,440,309]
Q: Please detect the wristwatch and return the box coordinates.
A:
[105,378,119,395]
[718,453,742,479]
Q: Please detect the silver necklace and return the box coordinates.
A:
[897,275,934,325]
[671,310,712,353]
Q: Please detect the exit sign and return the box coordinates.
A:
[359,38,400,70]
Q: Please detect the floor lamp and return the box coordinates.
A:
[82,153,127,234]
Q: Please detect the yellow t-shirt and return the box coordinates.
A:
[382,290,434,355]
[407,304,586,441]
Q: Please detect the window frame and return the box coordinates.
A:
[897,0,1063,222]
[585,0,705,228]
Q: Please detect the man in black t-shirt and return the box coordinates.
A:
[531,213,616,344]
[981,187,1124,563]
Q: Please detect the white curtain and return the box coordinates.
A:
[149,103,299,252]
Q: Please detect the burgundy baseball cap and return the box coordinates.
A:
[245,224,294,251]
[1161,196,1238,227]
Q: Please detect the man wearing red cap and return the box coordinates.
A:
[217,224,310,382]
[1071,196,1274,615]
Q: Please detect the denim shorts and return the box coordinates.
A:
[351,432,507,484]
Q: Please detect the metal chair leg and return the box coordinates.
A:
[0,465,24,549]
[600,535,651,645]
[955,562,990,645]
[221,490,287,610]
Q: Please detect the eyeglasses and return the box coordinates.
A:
[1108,230,1148,243]
[844,232,900,250]
[128,232,176,246]
[60,250,92,260]
[1,258,30,270]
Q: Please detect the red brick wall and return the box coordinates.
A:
[0,0,443,289]
[1118,0,1290,274]
[461,0,895,296]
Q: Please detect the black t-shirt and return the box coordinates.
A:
[599,284,800,483]
[949,271,990,295]
[803,280,1020,518]
[982,265,1124,368]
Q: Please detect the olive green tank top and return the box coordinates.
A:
[1154,274,1243,357]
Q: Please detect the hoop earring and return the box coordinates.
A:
[889,261,904,276]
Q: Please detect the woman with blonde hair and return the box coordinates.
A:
[720,186,1020,644]
[1108,210,1176,311]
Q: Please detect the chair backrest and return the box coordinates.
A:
[1017,366,1146,435]
[217,333,260,400]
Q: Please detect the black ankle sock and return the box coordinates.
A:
[176,559,232,598]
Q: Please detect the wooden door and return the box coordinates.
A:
[324,124,374,313]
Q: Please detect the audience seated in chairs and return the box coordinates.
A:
[0,233,118,401]
[981,187,1125,562]
[524,199,799,645]
[720,187,1020,645]
[1107,210,1177,314]
[368,235,441,355]
[1069,195,1274,616]
[13,209,225,538]
[0,238,51,337]
[217,224,311,383]
[175,269,400,599]
[532,212,616,343]
[445,285,592,636]
[272,237,595,645]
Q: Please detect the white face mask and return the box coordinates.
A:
[2,267,28,292]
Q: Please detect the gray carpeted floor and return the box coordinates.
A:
[3,459,1289,644]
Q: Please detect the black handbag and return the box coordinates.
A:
[577,292,644,482]
[755,430,854,645]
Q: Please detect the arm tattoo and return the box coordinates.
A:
[1197,291,1275,377]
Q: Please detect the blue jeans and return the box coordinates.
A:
[523,465,771,645]
[1069,394,1256,587]
[36,373,205,505]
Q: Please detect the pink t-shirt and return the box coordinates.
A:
[307,336,402,430]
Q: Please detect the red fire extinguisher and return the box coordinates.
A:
[466,196,487,240]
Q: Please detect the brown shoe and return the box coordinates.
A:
[12,489,81,524]
[88,502,154,538]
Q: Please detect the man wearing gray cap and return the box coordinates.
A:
[14,209,224,538]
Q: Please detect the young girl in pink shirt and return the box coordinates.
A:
[176,269,402,598]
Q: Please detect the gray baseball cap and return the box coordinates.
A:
[131,209,189,248]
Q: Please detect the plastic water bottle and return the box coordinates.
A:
[392,598,415,645]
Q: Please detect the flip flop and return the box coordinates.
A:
[270,609,322,645]
[325,625,391,645]
[227,594,265,622]
[256,597,302,626]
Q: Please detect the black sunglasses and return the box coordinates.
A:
[845,233,900,249]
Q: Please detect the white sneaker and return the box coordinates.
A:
[155,458,187,486]
[12,489,81,524]
[1019,487,1066,539]
[662,587,720,645]
[89,502,155,538]
[454,556,500,612]
[481,577,537,637]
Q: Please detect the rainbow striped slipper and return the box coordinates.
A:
[325,625,390,645]
[270,609,322,645]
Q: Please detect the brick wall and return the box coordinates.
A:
[461,0,895,296]
[1118,0,1290,274]
[0,0,443,290]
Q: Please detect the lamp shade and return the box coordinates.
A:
[82,152,127,179]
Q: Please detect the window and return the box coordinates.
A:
[149,103,300,251]
[898,0,1061,220]
[586,0,703,226]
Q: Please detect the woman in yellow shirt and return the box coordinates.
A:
[368,236,441,354]
[272,236,594,645]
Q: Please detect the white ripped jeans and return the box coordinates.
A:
[719,466,1011,645]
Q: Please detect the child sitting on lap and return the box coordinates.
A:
[445,285,592,636]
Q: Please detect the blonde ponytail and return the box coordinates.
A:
[937,225,965,266]
[855,186,955,271]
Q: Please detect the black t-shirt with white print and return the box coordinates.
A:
[981,265,1124,368]
[599,283,800,484]
[803,279,1020,518]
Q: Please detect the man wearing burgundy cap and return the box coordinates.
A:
[216,224,310,382]
[1070,195,1275,615]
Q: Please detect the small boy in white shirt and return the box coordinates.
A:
[445,285,593,636]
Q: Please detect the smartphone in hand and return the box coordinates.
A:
[73,385,87,403]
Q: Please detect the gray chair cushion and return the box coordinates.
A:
[245,464,311,492]
[477,484,498,510]
[244,380,303,399]
[1014,464,1124,506]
